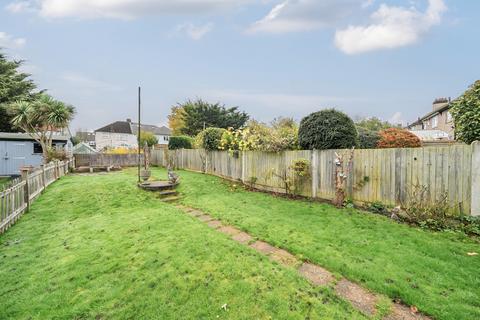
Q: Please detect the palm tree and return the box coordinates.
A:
[9,94,75,163]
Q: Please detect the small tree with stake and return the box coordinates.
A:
[333,147,355,207]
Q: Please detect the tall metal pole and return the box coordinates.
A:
[137,86,141,183]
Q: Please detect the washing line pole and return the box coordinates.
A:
[137,86,141,183]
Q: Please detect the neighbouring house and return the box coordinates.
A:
[407,98,455,140]
[0,132,73,176]
[95,119,171,151]
[75,131,96,149]
[73,142,98,155]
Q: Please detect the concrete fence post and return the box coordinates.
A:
[471,141,480,216]
[311,150,318,198]
[20,168,30,212]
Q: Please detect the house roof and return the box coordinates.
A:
[95,121,133,134]
[95,120,171,136]
[131,123,171,135]
[0,132,70,141]
[407,103,451,128]
[73,142,98,154]
[409,130,450,141]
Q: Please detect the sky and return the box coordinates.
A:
[1,0,479,132]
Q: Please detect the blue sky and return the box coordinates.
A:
[1,0,479,131]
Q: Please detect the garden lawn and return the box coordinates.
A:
[172,168,480,320]
[0,177,10,187]
[0,171,365,320]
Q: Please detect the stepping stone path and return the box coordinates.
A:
[175,205,432,320]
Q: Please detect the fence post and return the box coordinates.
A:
[20,168,30,212]
[471,141,480,216]
[40,164,46,191]
[241,151,246,183]
[311,150,318,198]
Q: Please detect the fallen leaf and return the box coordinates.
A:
[410,306,418,314]
[467,252,478,256]
[221,303,228,311]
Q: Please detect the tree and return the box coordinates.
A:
[139,132,158,147]
[168,105,186,136]
[357,127,380,149]
[201,127,226,150]
[298,109,358,150]
[177,99,249,136]
[0,52,38,132]
[450,80,480,144]
[355,117,397,132]
[377,128,421,148]
[9,94,75,162]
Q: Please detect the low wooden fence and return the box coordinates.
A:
[152,142,480,216]
[0,159,75,234]
[74,154,143,167]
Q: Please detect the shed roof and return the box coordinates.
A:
[73,142,98,154]
[0,132,70,141]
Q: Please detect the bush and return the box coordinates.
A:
[450,80,480,144]
[202,127,226,150]
[357,127,380,149]
[139,132,158,147]
[377,128,421,148]
[168,136,193,150]
[298,109,358,150]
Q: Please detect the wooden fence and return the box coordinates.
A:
[75,154,143,167]
[0,159,75,234]
[152,142,480,216]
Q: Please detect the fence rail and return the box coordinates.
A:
[0,159,74,234]
[152,143,480,216]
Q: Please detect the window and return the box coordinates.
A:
[163,136,169,141]
[447,111,453,123]
[33,143,43,154]
[431,115,438,128]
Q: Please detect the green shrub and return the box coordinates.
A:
[202,127,226,150]
[298,109,358,150]
[357,127,380,149]
[450,80,480,144]
[168,136,193,150]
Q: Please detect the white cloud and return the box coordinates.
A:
[175,22,214,40]
[5,1,34,13]
[0,31,26,49]
[334,0,447,54]
[7,0,254,19]
[61,73,120,91]
[247,0,360,34]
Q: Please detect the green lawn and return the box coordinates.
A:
[0,170,365,320]
[0,177,11,188]
[174,168,480,320]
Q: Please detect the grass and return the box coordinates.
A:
[173,168,480,320]
[0,177,11,188]
[0,170,365,320]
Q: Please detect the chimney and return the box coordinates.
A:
[126,118,132,123]
[432,97,449,112]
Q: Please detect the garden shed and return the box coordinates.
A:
[0,132,72,176]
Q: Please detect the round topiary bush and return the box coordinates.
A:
[357,127,380,149]
[298,109,358,150]
[377,128,421,148]
[202,127,226,150]
[168,136,193,150]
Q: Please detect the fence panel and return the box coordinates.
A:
[153,145,475,215]
[0,159,74,234]
[75,154,143,167]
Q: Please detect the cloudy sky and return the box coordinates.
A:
[1,0,478,131]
